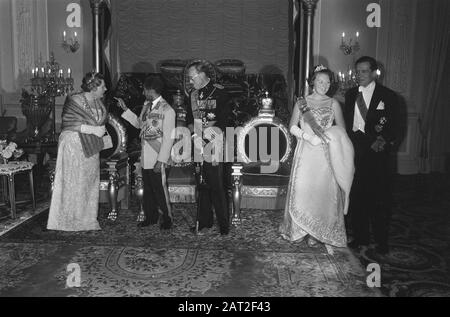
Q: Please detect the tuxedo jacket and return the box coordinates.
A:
[122,97,175,169]
[344,83,399,150]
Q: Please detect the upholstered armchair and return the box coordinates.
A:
[133,161,197,221]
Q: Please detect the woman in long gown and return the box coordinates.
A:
[280,66,355,247]
[47,72,108,231]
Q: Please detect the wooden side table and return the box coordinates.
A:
[0,161,36,219]
[18,141,57,170]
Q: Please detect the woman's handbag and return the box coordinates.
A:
[102,131,113,150]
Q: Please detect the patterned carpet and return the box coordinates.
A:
[0,196,378,297]
[352,173,450,296]
[352,199,450,296]
[0,173,448,297]
[0,242,374,297]
[2,204,327,252]
[0,203,377,297]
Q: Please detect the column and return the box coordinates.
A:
[90,0,105,73]
[301,0,319,97]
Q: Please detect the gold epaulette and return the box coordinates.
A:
[213,83,224,89]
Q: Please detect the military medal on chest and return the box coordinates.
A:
[141,107,164,140]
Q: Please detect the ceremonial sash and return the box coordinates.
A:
[355,92,368,121]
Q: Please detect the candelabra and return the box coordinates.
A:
[26,52,74,142]
[340,32,360,56]
[337,70,358,91]
[62,30,80,53]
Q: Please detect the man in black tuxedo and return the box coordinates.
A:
[344,56,399,254]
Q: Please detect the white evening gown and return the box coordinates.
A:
[280,98,354,247]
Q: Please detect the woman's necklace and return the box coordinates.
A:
[82,94,100,120]
[309,93,330,102]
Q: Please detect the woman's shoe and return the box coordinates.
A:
[307,236,320,247]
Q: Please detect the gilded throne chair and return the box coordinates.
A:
[99,114,130,220]
[230,92,294,225]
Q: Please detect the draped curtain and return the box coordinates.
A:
[417,0,450,172]
[109,0,290,77]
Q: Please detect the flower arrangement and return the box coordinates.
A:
[0,140,25,164]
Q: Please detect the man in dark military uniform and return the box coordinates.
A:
[186,61,233,235]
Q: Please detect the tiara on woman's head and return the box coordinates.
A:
[314,65,327,73]
[87,70,99,85]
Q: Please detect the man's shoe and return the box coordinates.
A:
[190,225,211,234]
[375,245,389,255]
[160,220,172,230]
[220,227,230,236]
[137,220,157,228]
[190,226,205,235]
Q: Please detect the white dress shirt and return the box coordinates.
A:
[353,81,376,133]
[151,95,162,110]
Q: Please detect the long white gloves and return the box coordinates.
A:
[80,124,106,138]
[290,125,321,146]
[192,134,205,154]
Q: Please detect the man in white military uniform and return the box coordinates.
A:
[116,77,175,230]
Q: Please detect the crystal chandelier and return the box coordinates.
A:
[25,52,74,142]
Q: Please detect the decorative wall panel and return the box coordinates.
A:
[10,0,48,91]
[377,0,418,174]
[114,0,289,76]
[12,1,34,81]
[377,0,416,97]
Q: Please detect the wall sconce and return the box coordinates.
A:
[340,32,360,55]
[62,30,80,53]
